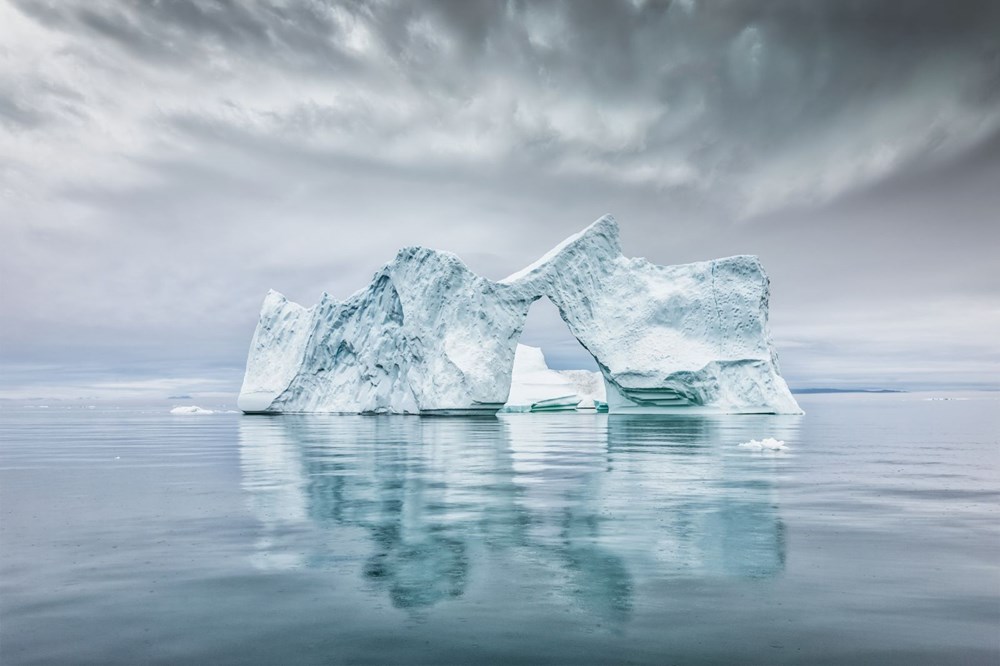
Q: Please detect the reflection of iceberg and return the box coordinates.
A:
[361,520,466,609]
[238,414,797,613]
[238,418,309,570]
[605,415,797,577]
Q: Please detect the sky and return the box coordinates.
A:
[1,0,998,402]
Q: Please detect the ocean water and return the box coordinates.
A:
[1,394,997,665]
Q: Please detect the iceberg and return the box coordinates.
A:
[238,215,801,415]
[738,438,788,451]
[501,344,605,412]
[170,405,215,415]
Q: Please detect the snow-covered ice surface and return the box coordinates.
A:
[238,215,801,415]
[170,406,215,415]
[738,438,788,451]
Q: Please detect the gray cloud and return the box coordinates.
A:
[1,0,998,399]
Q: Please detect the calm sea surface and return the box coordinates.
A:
[1,394,998,664]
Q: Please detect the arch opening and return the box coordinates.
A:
[502,297,606,413]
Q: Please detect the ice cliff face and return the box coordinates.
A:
[241,248,528,414]
[238,215,801,415]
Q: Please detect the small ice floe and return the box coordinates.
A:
[170,405,215,415]
[738,438,788,451]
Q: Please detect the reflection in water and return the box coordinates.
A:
[606,416,797,578]
[239,414,798,619]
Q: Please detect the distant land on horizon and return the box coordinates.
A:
[791,388,907,395]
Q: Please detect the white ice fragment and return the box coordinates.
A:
[503,345,581,412]
[500,345,605,412]
[170,405,215,415]
[738,438,788,451]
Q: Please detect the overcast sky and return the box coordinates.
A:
[1,0,998,401]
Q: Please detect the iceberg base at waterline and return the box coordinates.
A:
[528,396,582,413]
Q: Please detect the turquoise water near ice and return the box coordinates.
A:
[1,394,998,664]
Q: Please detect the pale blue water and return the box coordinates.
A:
[1,394,998,664]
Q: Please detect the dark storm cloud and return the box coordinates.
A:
[1,0,998,398]
[10,1,1000,195]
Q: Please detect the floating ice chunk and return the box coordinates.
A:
[529,395,582,412]
[738,438,787,451]
[170,405,215,415]
[503,345,582,412]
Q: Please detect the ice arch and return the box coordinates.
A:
[238,215,801,415]
[503,296,605,413]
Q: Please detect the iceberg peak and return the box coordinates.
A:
[500,214,621,284]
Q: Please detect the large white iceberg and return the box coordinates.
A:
[238,215,801,415]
